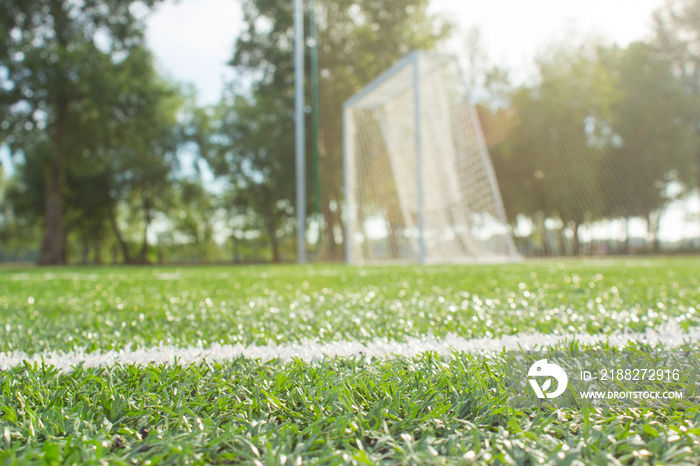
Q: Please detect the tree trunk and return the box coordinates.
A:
[39,105,67,265]
[539,218,551,257]
[138,239,149,263]
[93,239,102,265]
[81,238,90,264]
[39,2,70,265]
[572,221,581,256]
[322,200,336,260]
[39,160,65,264]
[696,147,700,250]
[232,232,240,264]
[337,207,346,262]
[136,193,152,264]
[648,211,661,254]
[108,201,131,263]
[269,224,280,263]
[558,228,568,256]
[265,210,280,263]
[137,224,149,263]
[624,217,631,255]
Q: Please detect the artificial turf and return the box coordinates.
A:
[1,257,699,464]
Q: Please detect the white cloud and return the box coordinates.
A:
[430,0,665,75]
[146,0,244,105]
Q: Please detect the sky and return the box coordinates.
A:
[430,0,666,70]
[146,0,244,106]
[145,0,668,106]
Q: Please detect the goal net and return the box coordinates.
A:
[343,51,517,264]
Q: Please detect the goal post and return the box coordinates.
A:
[343,51,517,264]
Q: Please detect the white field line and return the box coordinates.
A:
[1,323,698,371]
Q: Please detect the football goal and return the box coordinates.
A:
[343,51,517,264]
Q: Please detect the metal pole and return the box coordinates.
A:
[413,54,425,264]
[295,0,307,264]
[342,107,351,264]
[310,0,321,251]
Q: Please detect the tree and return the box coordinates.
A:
[0,0,161,264]
[654,0,700,197]
[1,148,45,261]
[1,42,184,264]
[490,42,617,255]
[599,42,697,252]
[102,51,185,264]
[488,37,698,256]
[205,84,296,263]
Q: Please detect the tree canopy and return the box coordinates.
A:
[0,0,163,264]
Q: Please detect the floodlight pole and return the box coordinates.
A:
[413,54,426,265]
[295,0,307,264]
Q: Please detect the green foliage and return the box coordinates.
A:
[600,42,698,220]
[653,0,700,188]
[0,162,42,261]
[0,0,163,264]
[492,43,616,228]
[654,0,700,97]
[159,178,221,263]
[101,51,186,264]
[0,0,210,264]
[2,45,187,264]
[207,89,297,263]
[488,38,697,255]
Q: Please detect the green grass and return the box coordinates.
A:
[1,257,699,354]
[2,349,700,465]
[1,257,700,464]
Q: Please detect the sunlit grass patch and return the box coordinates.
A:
[1,257,699,354]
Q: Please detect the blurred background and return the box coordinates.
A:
[1,0,699,264]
